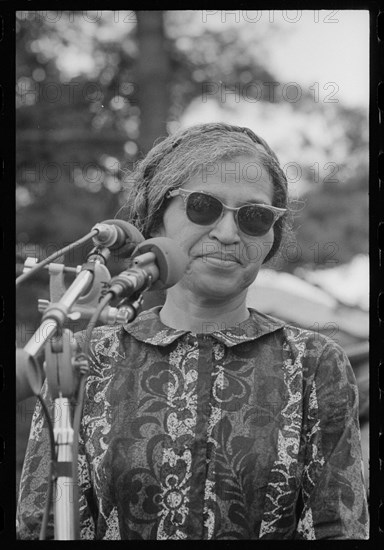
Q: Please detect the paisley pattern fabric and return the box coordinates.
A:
[17,307,369,540]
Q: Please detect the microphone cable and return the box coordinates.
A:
[15,230,97,287]
[35,393,57,541]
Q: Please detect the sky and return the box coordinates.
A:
[197,9,369,109]
[264,10,369,109]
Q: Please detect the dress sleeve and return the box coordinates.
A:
[295,340,369,540]
[16,380,96,540]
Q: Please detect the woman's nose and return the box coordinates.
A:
[208,210,241,243]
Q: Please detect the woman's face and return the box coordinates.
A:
[153,155,275,302]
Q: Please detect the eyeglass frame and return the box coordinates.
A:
[166,188,287,235]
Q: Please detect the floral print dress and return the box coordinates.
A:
[17,307,369,539]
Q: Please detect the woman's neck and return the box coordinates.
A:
[159,287,250,334]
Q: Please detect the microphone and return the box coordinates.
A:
[16,348,45,402]
[92,219,145,257]
[108,237,188,298]
[133,237,188,289]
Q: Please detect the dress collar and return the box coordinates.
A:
[123,306,285,347]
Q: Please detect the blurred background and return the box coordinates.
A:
[16,10,369,496]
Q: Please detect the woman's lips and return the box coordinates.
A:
[201,255,240,267]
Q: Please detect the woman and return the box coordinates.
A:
[17,123,369,539]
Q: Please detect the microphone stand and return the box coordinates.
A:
[21,247,113,540]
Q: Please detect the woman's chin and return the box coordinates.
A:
[191,277,247,302]
[174,262,259,302]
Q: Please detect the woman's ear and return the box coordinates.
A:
[261,231,276,265]
[149,224,165,238]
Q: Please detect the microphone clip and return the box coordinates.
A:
[37,260,140,326]
[44,328,81,400]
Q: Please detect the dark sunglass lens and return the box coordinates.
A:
[239,205,274,236]
[186,193,223,225]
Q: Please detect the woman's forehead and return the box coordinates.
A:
[183,156,274,203]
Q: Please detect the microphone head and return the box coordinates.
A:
[100,219,145,257]
[16,349,44,401]
[132,237,188,290]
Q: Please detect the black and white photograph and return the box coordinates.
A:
[14,9,372,540]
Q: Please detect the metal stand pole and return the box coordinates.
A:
[53,396,75,540]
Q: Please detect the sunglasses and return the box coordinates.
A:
[166,188,286,237]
